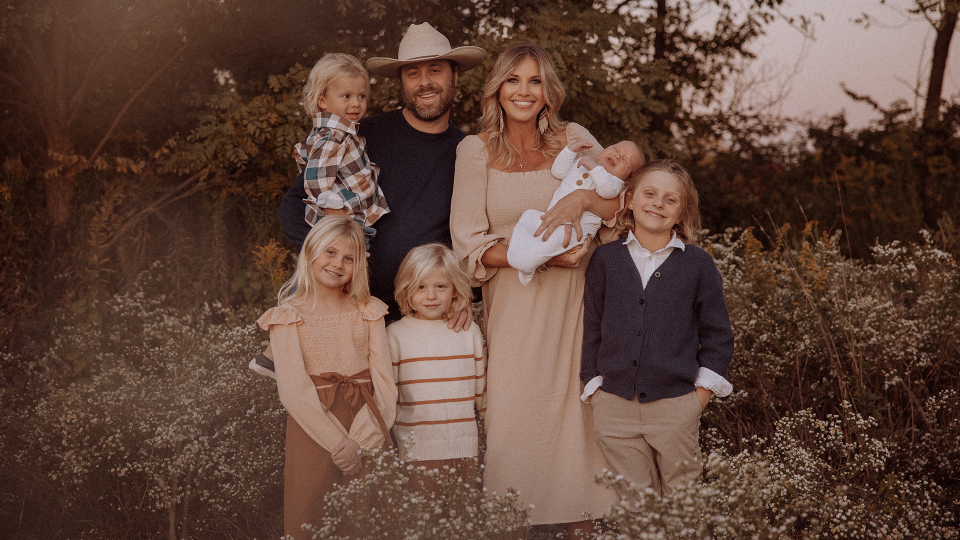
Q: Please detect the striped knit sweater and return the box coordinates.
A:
[387,316,486,462]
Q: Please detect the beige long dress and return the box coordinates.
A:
[450,123,617,525]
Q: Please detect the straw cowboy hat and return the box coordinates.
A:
[366,22,487,78]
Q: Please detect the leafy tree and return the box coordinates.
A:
[914,0,960,126]
[0,1,232,229]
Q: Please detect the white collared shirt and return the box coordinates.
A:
[624,230,687,288]
[580,231,733,403]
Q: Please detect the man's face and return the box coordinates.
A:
[399,60,458,123]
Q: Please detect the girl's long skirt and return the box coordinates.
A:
[284,391,362,540]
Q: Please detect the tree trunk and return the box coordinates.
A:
[655,0,667,62]
[922,0,959,127]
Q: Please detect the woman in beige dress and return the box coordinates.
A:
[450,44,621,536]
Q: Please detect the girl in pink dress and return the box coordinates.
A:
[257,216,396,540]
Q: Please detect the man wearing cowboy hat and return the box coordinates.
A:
[278,22,486,323]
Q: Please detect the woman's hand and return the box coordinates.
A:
[331,437,363,475]
[545,238,592,268]
[535,190,591,248]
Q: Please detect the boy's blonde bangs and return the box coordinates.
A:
[394,243,472,318]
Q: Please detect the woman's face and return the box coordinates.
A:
[497,56,544,126]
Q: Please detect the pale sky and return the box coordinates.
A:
[749,0,959,128]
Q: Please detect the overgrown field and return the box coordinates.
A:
[1,228,957,539]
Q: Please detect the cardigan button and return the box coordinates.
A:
[638,392,646,399]
[638,299,645,304]
[636,330,642,336]
[632,360,638,366]
[576,179,583,186]
[654,272,661,278]
[582,172,589,179]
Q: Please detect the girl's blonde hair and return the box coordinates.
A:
[478,43,567,169]
[617,159,702,244]
[394,243,472,318]
[278,216,370,305]
[302,53,370,116]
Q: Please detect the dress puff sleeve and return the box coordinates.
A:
[258,305,350,454]
[451,135,504,284]
[346,297,398,450]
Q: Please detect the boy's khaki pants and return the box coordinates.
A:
[591,389,703,498]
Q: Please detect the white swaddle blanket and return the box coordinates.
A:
[507,147,625,285]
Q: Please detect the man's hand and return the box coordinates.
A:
[331,438,362,475]
[444,307,473,332]
[324,207,350,216]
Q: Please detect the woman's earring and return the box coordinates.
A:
[498,106,505,133]
[537,108,548,134]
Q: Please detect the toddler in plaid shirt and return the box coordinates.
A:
[296,53,389,245]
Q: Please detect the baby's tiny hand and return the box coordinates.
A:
[568,139,594,153]
[578,156,598,171]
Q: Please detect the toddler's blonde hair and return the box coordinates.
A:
[302,53,369,116]
[279,216,369,306]
[394,244,472,318]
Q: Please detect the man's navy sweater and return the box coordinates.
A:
[278,109,465,319]
[581,239,734,403]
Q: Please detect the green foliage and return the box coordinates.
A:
[693,104,960,258]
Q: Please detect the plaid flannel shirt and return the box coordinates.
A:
[295,112,389,227]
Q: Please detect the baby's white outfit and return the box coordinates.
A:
[507,147,625,285]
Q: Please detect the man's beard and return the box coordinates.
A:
[401,82,456,123]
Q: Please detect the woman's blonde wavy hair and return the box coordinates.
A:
[617,159,702,244]
[278,216,370,306]
[478,44,567,169]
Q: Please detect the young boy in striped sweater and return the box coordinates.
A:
[388,243,486,476]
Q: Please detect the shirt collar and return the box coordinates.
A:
[312,111,358,135]
[623,230,686,254]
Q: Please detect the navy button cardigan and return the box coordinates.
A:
[581,239,734,403]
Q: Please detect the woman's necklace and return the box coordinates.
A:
[518,147,541,170]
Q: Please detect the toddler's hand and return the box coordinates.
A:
[568,139,594,153]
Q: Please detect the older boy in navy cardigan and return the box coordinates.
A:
[580,160,734,498]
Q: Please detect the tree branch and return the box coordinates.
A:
[84,38,192,167]
[97,169,222,251]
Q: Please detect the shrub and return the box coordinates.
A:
[601,403,958,539]
[16,279,285,540]
[306,447,528,540]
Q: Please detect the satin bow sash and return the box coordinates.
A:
[310,369,394,449]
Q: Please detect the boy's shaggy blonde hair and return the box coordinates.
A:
[617,159,702,244]
[278,216,370,306]
[394,243,472,318]
[302,53,369,116]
